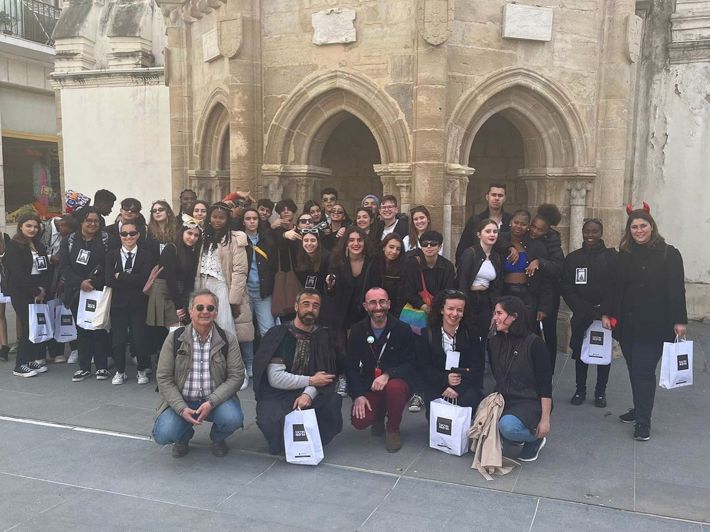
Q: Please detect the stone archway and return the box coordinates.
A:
[446,68,596,252]
[190,94,231,203]
[262,69,412,210]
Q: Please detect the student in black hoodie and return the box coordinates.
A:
[561,219,616,408]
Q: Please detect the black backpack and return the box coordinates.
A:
[172,324,229,358]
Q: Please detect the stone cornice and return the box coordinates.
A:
[155,0,225,26]
[50,67,165,88]
[671,1,710,63]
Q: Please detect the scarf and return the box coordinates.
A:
[286,321,318,375]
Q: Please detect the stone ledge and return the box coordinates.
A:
[50,66,165,88]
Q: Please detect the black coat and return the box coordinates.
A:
[536,228,564,281]
[605,242,687,344]
[4,239,50,303]
[416,326,484,394]
[345,315,416,398]
[456,242,503,297]
[294,251,330,295]
[323,256,382,330]
[455,208,513,263]
[59,231,109,308]
[159,244,197,311]
[402,250,456,309]
[106,218,147,250]
[104,246,151,309]
[561,242,616,356]
[245,231,276,298]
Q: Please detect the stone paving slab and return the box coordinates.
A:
[0,322,708,527]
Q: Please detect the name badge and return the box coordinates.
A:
[445,351,460,370]
[159,243,166,254]
[305,275,317,289]
[575,267,588,285]
[35,256,48,271]
[76,249,91,265]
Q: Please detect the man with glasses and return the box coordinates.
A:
[376,195,408,240]
[153,289,245,458]
[346,287,416,452]
[320,187,338,222]
[106,198,146,250]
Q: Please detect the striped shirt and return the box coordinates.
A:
[182,328,214,401]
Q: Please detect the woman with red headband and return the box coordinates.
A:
[602,203,687,442]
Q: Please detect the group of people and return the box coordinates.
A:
[0,182,687,460]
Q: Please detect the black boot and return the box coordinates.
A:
[570,389,586,406]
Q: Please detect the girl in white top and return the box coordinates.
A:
[402,205,444,256]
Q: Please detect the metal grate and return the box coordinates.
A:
[0,0,60,46]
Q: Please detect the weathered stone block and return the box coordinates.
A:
[311,8,356,45]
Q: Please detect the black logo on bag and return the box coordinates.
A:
[677,354,689,371]
[590,331,604,346]
[86,299,97,312]
[37,313,46,325]
[293,424,308,442]
[436,417,452,436]
[61,315,73,326]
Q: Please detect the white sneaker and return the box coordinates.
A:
[246,363,253,378]
[112,372,127,385]
[240,372,249,391]
[137,370,149,385]
[54,355,67,363]
[68,350,79,364]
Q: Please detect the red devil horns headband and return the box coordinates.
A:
[626,201,650,216]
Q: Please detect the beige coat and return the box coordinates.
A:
[195,230,254,342]
[468,392,519,481]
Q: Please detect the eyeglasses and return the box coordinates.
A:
[380,205,396,210]
[420,241,441,248]
[195,304,216,312]
[298,218,314,224]
[122,207,139,214]
[120,231,139,237]
[331,209,344,215]
[300,228,320,235]
[84,219,100,225]
[151,207,166,214]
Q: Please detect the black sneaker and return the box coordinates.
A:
[95,369,110,380]
[72,370,91,382]
[570,392,585,406]
[518,437,546,462]
[619,408,636,423]
[594,395,607,408]
[13,364,38,378]
[28,361,48,373]
[633,423,651,441]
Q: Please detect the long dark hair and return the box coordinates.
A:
[332,226,374,269]
[203,202,232,252]
[494,296,530,337]
[619,210,665,252]
[295,231,323,273]
[12,213,43,245]
[175,224,201,275]
[381,233,404,275]
[427,289,467,329]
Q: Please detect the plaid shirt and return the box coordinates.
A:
[182,327,214,401]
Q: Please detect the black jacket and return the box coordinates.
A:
[502,236,555,316]
[253,323,342,400]
[381,257,405,316]
[105,246,151,309]
[4,239,51,302]
[158,244,196,311]
[561,242,616,355]
[294,251,330,295]
[245,231,276,298]
[416,326,484,394]
[536,228,564,281]
[323,256,382,330]
[345,315,416,398]
[604,242,687,344]
[59,231,109,308]
[456,209,513,263]
[456,243,503,297]
[106,218,147,250]
[402,250,456,309]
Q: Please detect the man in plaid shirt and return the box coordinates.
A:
[153,289,245,458]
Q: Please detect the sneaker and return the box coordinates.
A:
[570,392,585,406]
[137,370,149,385]
[67,350,79,364]
[246,363,253,378]
[54,355,67,364]
[95,369,110,380]
[518,437,546,462]
[28,361,48,373]
[240,372,249,391]
[72,370,91,382]
[594,395,607,408]
[336,375,348,397]
[13,364,38,378]
[619,408,636,423]
[633,423,651,441]
[112,372,127,385]
[408,394,424,413]
[145,367,152,375]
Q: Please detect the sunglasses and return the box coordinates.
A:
[195,304,216,312]
[420,240,441,248]
[443,289,466,297]
[300,228,320,235]
[122,207,139,214]
[151,207,166,214]
[298,218,314,224]
[331,209,344,215]
[120,231,139,237]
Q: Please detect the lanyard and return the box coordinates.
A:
[372,331,391,368]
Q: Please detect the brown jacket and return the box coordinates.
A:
[468,392,518,480]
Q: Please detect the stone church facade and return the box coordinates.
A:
[51,0,710,320]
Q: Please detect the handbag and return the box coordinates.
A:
[53,303,78,342]
[659,336,693,389]
[580,320,612,365]
[28,303,53,344]
[416,256,434,306]
[283,408,324,466]
[271,269,301,317]
[77,287,112,331]
[399,303,428,334]
[143,265,164,295]
[429,397,473,456]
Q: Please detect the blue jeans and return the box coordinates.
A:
[498,414,538,443]
[239,341,254,371]
[248,286,275,336]
[152,398,244,444]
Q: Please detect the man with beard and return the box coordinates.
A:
[253,289,343,455]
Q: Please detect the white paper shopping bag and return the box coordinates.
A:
[580,320,612,365]
[660,338,693,389]
[77,288,112,331]
[429,398,472,456]
[28,303,53,344]
[53,304,78,342]
[283,408,324,466]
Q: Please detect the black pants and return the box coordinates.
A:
[542,307,559,373]
[256,390,343,455]
[619,331,663,427]
[422,385,483,420]
[503,284,537,332]
[11,299,44,368]
[110,306,150,372]
[465,290,494,340]
[574,359,611,396]
[71,302,109,372]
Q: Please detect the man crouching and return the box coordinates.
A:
[253,289,343,455]
[152,289,245,458]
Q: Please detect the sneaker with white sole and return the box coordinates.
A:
[95,369,110,380]
[336,375,348,397]
[112,372,127,385]
[28,361,48,373]
[13,364,38,378]
[67,350,79,364]
[408,394,424,413]
[72,370,91,382]
[54,355,67,363]
[518,437,547,462]
[240,372,249,391]
[137,370,149,385]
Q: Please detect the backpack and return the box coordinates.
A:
[172,324,229,358]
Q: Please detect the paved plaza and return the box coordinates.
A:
[0,323,708,531]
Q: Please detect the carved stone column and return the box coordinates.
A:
[444,164,475,258]
[567,180,593,251]
[260,164,332,209]
[373,163,412,211]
